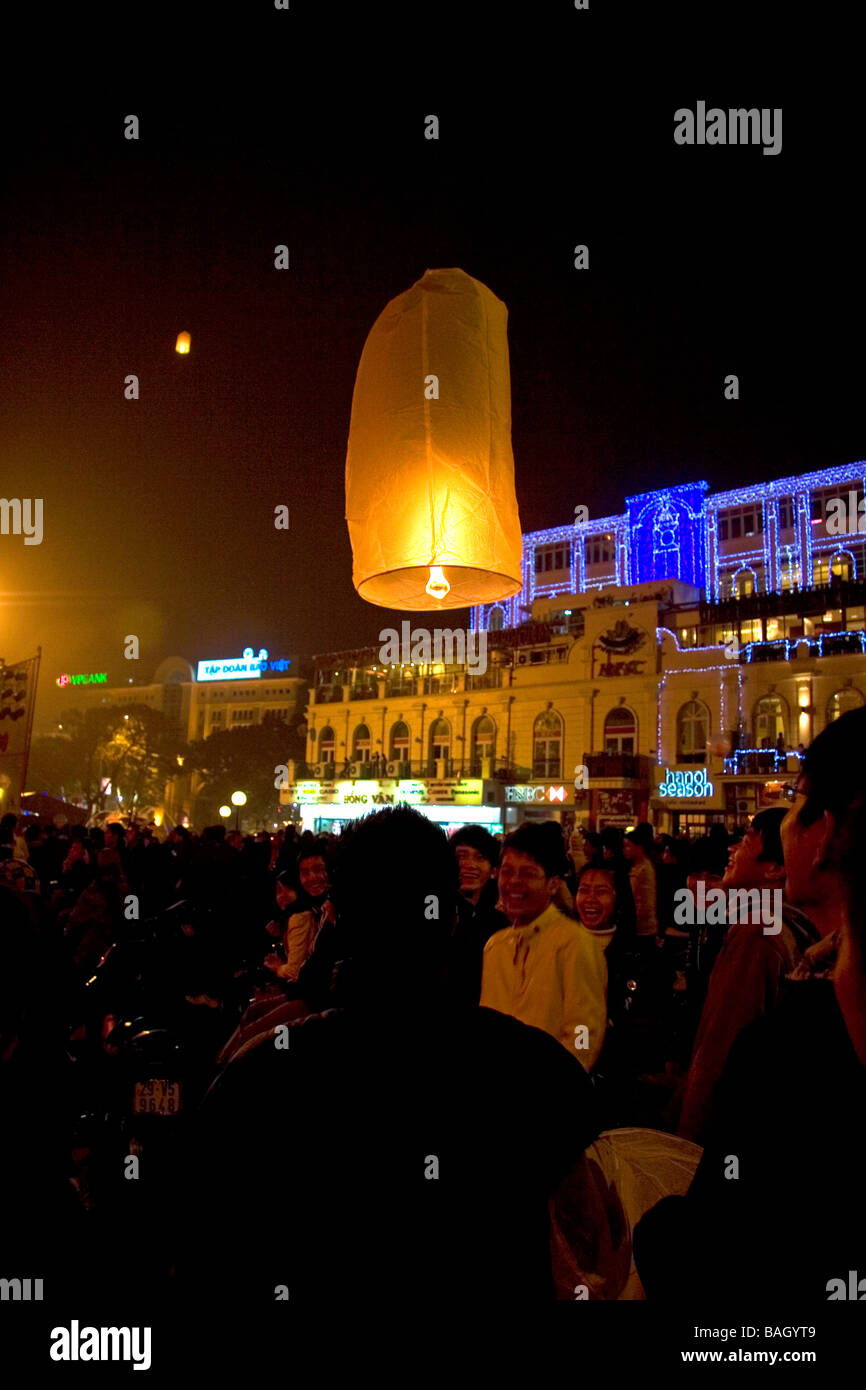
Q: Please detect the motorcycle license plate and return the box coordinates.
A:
[133,1079,182,1116]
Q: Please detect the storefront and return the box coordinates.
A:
[280,777,504,836]
[503,782,572,828]
[650,764,726,834]
[590,789,645,832]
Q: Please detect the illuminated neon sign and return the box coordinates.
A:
[506,784,569,803]
[196,647,292,682]
[658,767,714,798]
[56,672,107,687]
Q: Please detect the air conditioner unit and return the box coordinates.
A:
[386,760,399,776]
[736,800,749,813]
[517,653,528,665]
[348,763,359,778]
[313,763,323,777]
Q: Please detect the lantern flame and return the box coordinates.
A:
[175,332,191,355]
[425,566,451,600]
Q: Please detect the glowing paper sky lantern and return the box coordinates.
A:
[175,331,191,354]
[345,268,524,610]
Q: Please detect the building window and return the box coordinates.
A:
[718,505,764,542]
[471,714,496,770]
[389,720,410,763]
[677,701,708,764]
[603,706,636,755]
[583,534,615,567]
[319,726,335,764]
[778,496,794,530]
[231,709,256,723]
[429,718,451,768]
[827,688,865,722]
[733,567,757,598]
[488,606,505,631]
[210,710,224,725]
[533,710,562,778]
[753,695,787,748]
[534,543,572,574]
[814,550,856,585]
[352,723,371,761]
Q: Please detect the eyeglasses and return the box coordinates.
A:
[780,782,805,803]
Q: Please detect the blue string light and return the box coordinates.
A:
[475,460,866,632]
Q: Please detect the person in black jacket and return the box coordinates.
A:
[634,707,866,1305]
[176,806,600,1311]
[448,824,508,1005]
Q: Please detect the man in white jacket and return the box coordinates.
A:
[481,823,608,1069]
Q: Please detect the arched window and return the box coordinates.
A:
[753,695,787,748]
[352,723,371,761]
[677,701,709,764]
[533,710,562,779]
[733,567,756,598]
[429,718,451,772]
[488,607,504,632]
[389,720,410,763]
[319,726,335,764]
[832,550,854,581]
[471,714,496,773]
[604,706,636,755]
[827,688,865,722]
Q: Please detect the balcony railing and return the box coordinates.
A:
[741,632,866,663]
[384,678,415,697]
[422,675,460,695]
[313,685,343,704]
[723,749,804,775]
[348,683,378,701]
[464,670,503,690]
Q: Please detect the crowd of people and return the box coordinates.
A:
[1,704,865,1308]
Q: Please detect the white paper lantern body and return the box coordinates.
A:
[345,267,524,610]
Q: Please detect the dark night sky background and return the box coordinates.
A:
[0,8,862,731]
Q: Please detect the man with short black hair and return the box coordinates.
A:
[480,822,608,1066]
[448,825,507,1005]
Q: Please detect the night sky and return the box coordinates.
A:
[1,13,862,732]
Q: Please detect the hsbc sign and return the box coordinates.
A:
[506,784,569,804]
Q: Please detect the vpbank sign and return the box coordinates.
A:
[196,647,292,682]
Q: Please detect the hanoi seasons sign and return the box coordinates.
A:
[196,648,292,682]
[657,767,715,798]
[56,672,107,687]
[591,619,648,678]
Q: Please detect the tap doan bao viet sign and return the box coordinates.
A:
[283,778,485,807]
[652,765,723,809]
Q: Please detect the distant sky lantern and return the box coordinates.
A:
[175,331,191,354]
[345,267,524,610]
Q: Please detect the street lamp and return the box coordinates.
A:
[230,789,247,832]
[218,804,231,820]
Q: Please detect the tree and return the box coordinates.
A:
[185,718,305,827]
[28,705,188,819]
